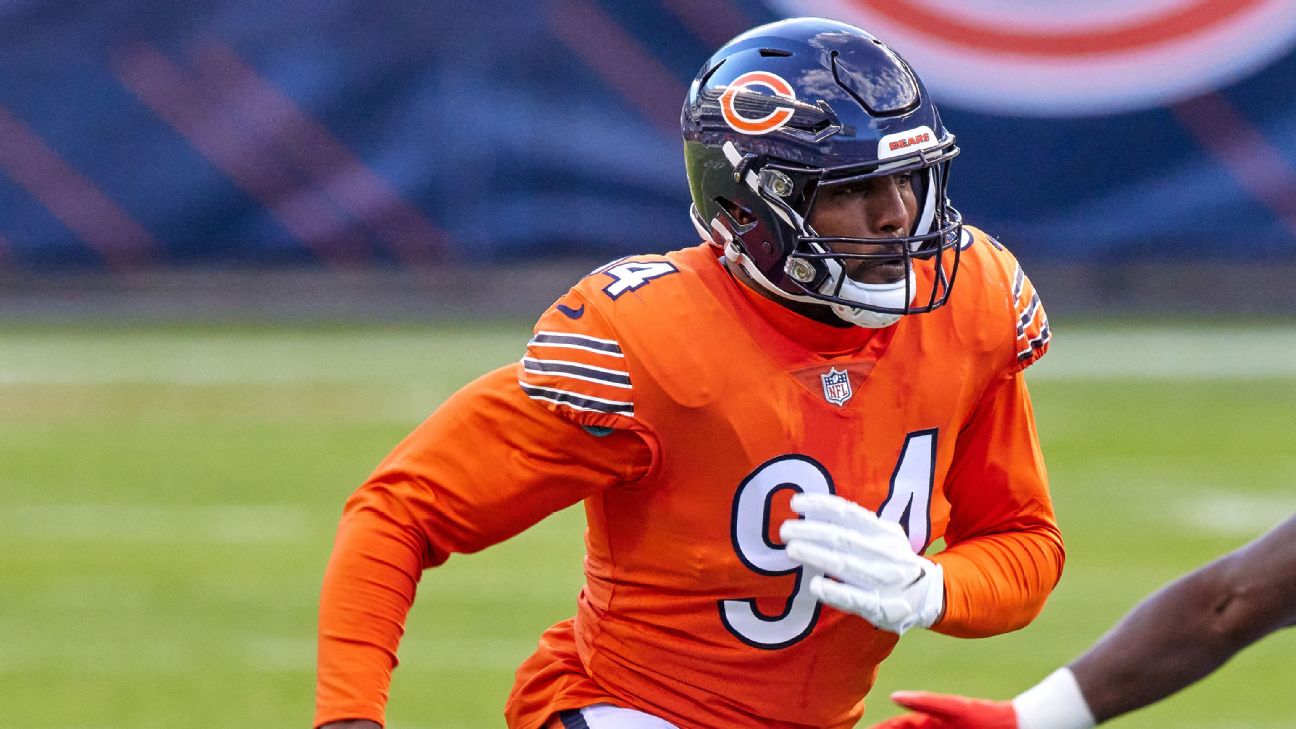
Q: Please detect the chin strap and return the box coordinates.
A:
[830,300,904,328]
[820,259,915,329]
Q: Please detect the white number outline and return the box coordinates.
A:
[877,428,939,554]
[600,261,678,299]
[719,454,833,650]
[719,430,939,649]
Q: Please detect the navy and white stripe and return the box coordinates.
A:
[559,709,591,729]
[1011,263,1050,364]
[1018,320,1052,361]
[522,357,631,388]
[1016,292,1043,337]
[518,382,634,416]
[528,330,624,357]
[522,329,635,417]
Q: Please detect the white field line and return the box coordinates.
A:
[1,326,1294,384]
[0,504,312,543]
[0,636,194,674]
[240,635,534,672]
[1028,326,1296,380]
[238,637,317,671]
[0,331,525,385]
[1172,491,1296,537]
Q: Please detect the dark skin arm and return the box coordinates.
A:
[1070,514,1296,722]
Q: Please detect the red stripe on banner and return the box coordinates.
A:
[1172,92,1296,237]
[191,42,452,265]
[659,0,753,49]
[545,0,684,139]
[853,0,1262,57]
[111,42,372,267]
[0,105,157,271]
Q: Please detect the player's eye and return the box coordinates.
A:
[832,183,867,197]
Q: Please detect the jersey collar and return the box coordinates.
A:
[719,256,883,357]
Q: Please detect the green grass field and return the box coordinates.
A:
[2,319,1294,728]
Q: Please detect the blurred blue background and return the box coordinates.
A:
[2,0,1295,273]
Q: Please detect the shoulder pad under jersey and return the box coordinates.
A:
[518,291,635,430]
[517,254,687,430]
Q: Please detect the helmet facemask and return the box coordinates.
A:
[712,137,963,328]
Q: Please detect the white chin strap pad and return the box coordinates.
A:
[823,262,917,329]
[832,302,901,328]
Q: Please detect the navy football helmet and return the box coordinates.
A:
[682,17,962,327]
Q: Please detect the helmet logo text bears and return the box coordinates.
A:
[888,132,931,152]
[878,125,939,160]
[720,71,797,136]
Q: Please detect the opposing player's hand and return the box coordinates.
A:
[867,691,1019,728]
[779,492,943,634]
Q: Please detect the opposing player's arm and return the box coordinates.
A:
[1069,513,1296,722]
[929,370,1064,637]
[315,294,653,728]
[870,515,1296,729]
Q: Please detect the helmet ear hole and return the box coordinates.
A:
[716,196,757,228]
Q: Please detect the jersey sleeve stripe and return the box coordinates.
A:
[1016,293,1042,336]
[518,381,635,416]
[1017,321,1052,361]
[530,331,624,356]
[1012,264,1025,299]
[521,357,632,388]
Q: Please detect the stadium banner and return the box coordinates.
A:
[0,0,1293,270]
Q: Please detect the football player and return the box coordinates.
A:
[316,17,1062,729]
[868,514,1296,729]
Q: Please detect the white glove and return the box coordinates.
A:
[779,492,944,635]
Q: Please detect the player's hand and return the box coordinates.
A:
[779,492,943,634]
[866,691,1019,728]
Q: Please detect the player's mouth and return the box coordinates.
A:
[848,245,907,284]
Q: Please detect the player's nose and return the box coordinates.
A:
[866,177,909,236]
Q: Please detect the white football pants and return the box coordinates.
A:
[556,703,680,728]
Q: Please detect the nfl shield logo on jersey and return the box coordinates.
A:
[820,368,852,407]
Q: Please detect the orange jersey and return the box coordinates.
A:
[315,227,1062,729]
